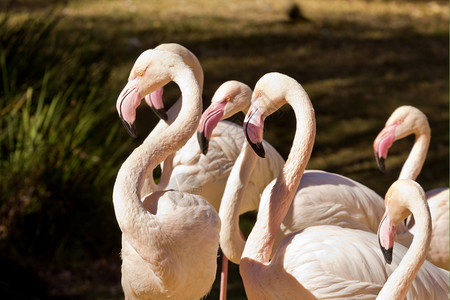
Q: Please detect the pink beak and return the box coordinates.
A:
[196,100,227,155]
[377,208,397,264]
[117,78,142,138]
[373,123,398,172]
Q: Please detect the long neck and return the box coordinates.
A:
[140,99,181,196]
[143,66,203,191]
[112,69,201,258]
[398,126,430,180]
[377,196,432,299]
[242,86,316,263]
[219,142,258,264]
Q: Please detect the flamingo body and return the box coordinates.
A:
[121,191,219,299]
[421,188,448,269]
[277,226,449,299]
[274,170,388,249]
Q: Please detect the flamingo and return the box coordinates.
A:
[239,73,449,299]
[197,80,286,299]
[374,105,449,269]
[202,81,413,266]
[113,49,220,299]
[116,45,267,300]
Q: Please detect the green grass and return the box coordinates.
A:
[0,8,131,298]
[0,0,448,298]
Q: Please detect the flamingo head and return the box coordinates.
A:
[243,74,286,158]
[116,49,180,137]
[373,105,428,172]
[377,206,397,264]
[377,179,425,264]
[197,81,252,155]
[373,123,398,173]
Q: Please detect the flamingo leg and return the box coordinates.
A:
[219,253,228,300]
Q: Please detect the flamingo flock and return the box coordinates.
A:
[112,43,449,300]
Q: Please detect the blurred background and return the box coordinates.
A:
[0,0,448,299]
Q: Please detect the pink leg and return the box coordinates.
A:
[219,253,228,300]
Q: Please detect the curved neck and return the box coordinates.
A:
[143,64,203,191]
[113,68,201,259]
[219,142,258,264]
[141,99,181,194]
[242,85,316,263]
[398,127,430,181]
[377,196,432,299]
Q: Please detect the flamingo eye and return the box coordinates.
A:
[226,96,231,102]
[137,71,143,77]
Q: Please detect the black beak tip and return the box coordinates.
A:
[120,118,137,138]
[244,121,265,158]
[151,107,168,121]
[197,131,209,155]
[381,246,393,264]
[378,237,393,264]
[375,153,386,173]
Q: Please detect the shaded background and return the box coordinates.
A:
[1,0,448,299]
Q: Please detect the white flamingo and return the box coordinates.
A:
[197,80,285,299]
[113,49,220,300]
[239,72,449,299]
[374,105,449,269]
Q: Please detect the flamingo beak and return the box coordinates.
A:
[373,124,398,173]
[377,209,397,264]
[144,87,168,121]
[197,100,227,155]
[116,78,142,138]
[243,98,265,158]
